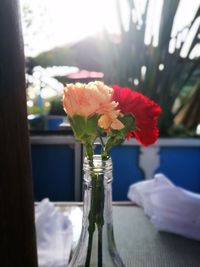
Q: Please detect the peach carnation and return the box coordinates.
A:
[63,81,124,130]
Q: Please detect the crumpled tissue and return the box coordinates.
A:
[127,173,200,240]
[35,199,73,267]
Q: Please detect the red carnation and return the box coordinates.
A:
[112,85,162,146]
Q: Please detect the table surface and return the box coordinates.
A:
[57,202,200,267]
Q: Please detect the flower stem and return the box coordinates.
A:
[85,142,93,161]
[98,226,103,267]
[85,173,96,267]
[96,175,104,267]
[85,169,104,267]
[85,231,94,267]
[99,134,105,148]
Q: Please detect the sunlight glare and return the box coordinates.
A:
[158,64,164,71]
[180,17,200,58]
[189,43,200,59]
[144,0,163,47]
[141,66,147,80]
[21,0,200,57]
[21,0,121,56]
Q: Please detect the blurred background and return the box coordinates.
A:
[19,0,200,201]
[20,0,200,137]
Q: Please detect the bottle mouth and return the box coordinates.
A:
[84,155,112,168]
[86,154,110,161]
[83,155,113,182]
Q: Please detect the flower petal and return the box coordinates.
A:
[112,85,162,146]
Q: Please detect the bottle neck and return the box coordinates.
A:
[83,155,113,184]
[82,155,113,224]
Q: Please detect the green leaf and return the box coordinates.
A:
[103,113,136,157]
[69,114,99,144]
[120,113,136,135]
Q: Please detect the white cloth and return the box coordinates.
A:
[128,173,200,240]
[35,199,73,267]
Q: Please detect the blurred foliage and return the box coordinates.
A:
[27,47,76,70]
[25,0,200,136]
[28,114,46,131]
[27,103,50,115]
[49,97,65,116]
[174,81,200,131]
[97,0,200,136]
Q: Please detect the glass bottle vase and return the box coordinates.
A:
[68,155,125,267]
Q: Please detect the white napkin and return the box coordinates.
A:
[35,199,73,267]
[128,173,200,240]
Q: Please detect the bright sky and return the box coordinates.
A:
[20,0,200,58]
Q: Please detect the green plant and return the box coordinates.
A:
[98,0,200,136]
[29,47,76,68]
[174,80,200,132]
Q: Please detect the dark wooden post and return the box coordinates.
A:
[0,1,38,266]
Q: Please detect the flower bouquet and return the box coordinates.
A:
[63,81,161,267]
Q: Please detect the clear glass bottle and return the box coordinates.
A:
[68,155,125,267]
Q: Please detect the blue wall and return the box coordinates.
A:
[156,146,200,193]
[95,145,143,200]
[31,142,200,201]
[31,144,75,201]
